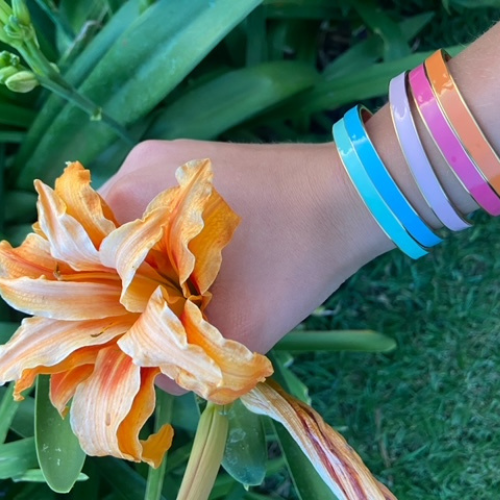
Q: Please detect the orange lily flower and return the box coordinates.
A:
[0,161,395,499]
[0,160,271,467]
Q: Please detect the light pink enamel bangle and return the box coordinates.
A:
[389,72,470,231]
[409,64,500,217]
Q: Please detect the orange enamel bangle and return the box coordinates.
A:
[424,49,500,196]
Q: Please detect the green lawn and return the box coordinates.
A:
[296,212,500,499]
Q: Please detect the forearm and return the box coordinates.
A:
[333,21,500,264]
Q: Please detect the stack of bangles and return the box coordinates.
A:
[333,49,500,259]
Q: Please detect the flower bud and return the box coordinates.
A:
[5,70,38,93]
[0,51,20,69]
[12,0,31,26]
[0,66,18,83]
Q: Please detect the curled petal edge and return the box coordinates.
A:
[240,381,396,500]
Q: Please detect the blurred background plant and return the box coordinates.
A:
[1,0,500,499]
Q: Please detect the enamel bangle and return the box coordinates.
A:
[409,64,500,216]
[343,106,441,248]
[424,49,500,197]
[389,71,470,231]
[333,116,428,259]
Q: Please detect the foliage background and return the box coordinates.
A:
[1,0,500,499]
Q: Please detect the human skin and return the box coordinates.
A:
[101,21,500,390]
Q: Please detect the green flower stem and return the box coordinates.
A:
[177,403,229,500]
[18,40,135,145]
[144,391,174,500]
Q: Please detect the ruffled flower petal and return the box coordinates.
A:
[35,179,107,272]
[14,344,104,401]
[0,276,128,320]
[118,287,223,397]
[70,346,172,464]
[50,364,96,416]
[158,159,214,288]
[0,234,65,279]
[188,190,240,295]
[100,189,179,312]
[0,315,134,386]
[116,367,174,468]
[119,287,272,404]
[54,162,117,247]
[241,381,396,500]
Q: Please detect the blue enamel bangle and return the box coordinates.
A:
[343,105,442,248]
[333,117,428,259]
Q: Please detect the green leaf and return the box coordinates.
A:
[97,457,168,500]
[256,45,464,124]
[0,437,38,479]
[350,0,410,61]
[324,12,435,77]
[146,61,317,141]
[0,103,36,128]
[276,330,397,352]
[269,351,310,404]
[13,469,88,483]
[35,375,86,494]
[246,6,267,66]
[171,392,200,433]
[0,384,20,444]
[222,400,267,487]
[0,131,25,143]
[15,0,263,189]
[0,322,18,344]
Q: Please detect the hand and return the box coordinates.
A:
[101,139,390,356]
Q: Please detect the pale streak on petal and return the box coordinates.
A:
[118,287,223,398]
[0,315,134,385]
[0,276,127,320]
[116,367,174,467]
[241,382,397,500]
[55,163,117,247]
[182,300,272,404]
[189,190,240,295]
[70,346,140,461]
[35,180,106,272]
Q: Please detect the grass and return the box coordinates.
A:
[294,212,500,499]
